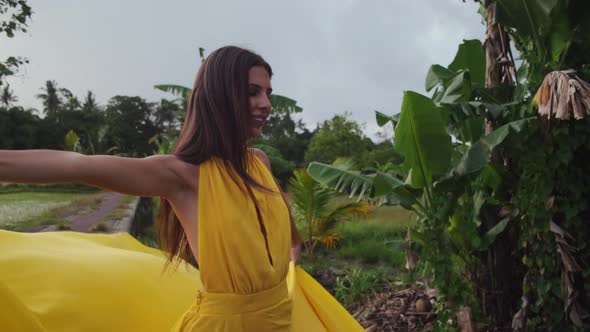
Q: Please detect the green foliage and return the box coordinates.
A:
[334,268,382,306]
[154,84,190,120]
[153,84,191,99]
[149,133,176,155]
[339,240,405,266]
[447,118,533,178]
[395,91,452,188]
[0,81,176,155]
[361,141,404,171]
[496,0,561,60]
[0,183,98,194]
[302,204,413,267]
[508,119,590,330]
[305,113,368,164]
[0,0,32,86]
[36,80,63,121]
[0,84,17,107]
[448,40,486,86]
[288,168,369,257]
[103,96,159,156]
[0,107,39,149]
[307,160,374,201]
[154,98,182,134]
[81,91,100,113]
[0,0,31,37]
[253,143,295,187]
[257,95,312,167]
[270,94,303,114]
[64,129,80,152]
[426,65,456,92]
[307,1,590,328]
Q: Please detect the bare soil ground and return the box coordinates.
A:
[62,191,124,232]
[313,270,437,331]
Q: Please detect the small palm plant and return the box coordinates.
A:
[288,168,369,257]
[148,134,177,155]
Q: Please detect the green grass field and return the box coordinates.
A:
[0,192,103,231]
[298,199,417,305]
[301,203,415,265]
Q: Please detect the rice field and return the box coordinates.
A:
[0,192,102,231]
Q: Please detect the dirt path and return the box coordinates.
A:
[64,191,125,232]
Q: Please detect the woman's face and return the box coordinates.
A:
[247,65,272,138]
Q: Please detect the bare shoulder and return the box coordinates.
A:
[250,148,271,170]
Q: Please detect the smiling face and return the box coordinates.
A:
[247,65,273,138]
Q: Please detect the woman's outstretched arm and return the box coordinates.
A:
[0,150,187,199]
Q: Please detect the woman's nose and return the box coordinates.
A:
[259,95,271,110]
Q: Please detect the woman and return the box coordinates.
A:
[0,46,363,331]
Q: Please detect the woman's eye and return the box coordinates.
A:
[249,89,258,96]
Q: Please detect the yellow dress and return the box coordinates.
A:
[0,155,364,332]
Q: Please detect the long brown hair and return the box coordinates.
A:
[156,46,273,269]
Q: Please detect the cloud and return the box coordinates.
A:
[1,0,484,139]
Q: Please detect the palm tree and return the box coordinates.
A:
[288,168,369,257]
[82,91,100,112]
[36,80,62,121]
[59,87,84,112]
[0,84,18,109]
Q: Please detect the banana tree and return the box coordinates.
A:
[310,0,590,329]
[308,38,533,327]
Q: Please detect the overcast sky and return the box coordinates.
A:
[1,0,484,139]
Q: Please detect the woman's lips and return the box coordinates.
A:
[252,116,267,126]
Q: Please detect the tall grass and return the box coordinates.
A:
[299,199,417,304]
[334,268,384,306]
[333,200,415,267]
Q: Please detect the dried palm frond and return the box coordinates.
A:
[533,70,590,120]
[511,272,530,332]
[318,234,340,249]
[405,227,418,271]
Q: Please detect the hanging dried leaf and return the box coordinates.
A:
[533,70,590,120]
[545,196,555,210]
[549,220,590,327]
[484,2,517,88]
[405,227,419,271]
[456,306,476,332]
[512,272,530,331]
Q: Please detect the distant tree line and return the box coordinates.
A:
[0,80,180,158]
[1,80,399,186]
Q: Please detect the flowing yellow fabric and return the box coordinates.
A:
[0,230,199,332]
[0,154,364,331]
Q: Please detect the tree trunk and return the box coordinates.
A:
[483,0,517,131]
[482,1,521,329]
